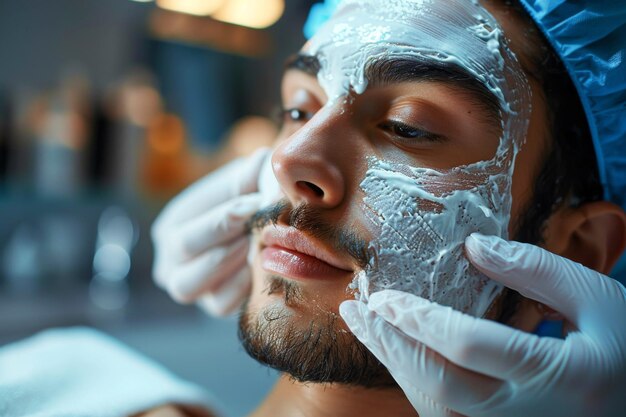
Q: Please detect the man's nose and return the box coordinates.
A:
[272,113,348,209]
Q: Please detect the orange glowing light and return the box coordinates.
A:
[212,0,285,29]
[156,0,227,16]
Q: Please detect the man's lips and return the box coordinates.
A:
[260,225,353,280]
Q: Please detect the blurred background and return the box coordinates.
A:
[0,0,317,414]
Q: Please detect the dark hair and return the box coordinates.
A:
[495,0,604,324]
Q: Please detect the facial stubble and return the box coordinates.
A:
[238,201,397,388]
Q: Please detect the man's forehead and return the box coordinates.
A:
[310,0,501,55]
[304,0,517,104]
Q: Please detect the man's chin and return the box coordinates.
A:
[264,275,307,307]
[237,278,398,388]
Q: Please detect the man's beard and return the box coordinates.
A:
[238,200,397,387]
[237,191,543,386]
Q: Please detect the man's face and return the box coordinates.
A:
[239,0,548,386]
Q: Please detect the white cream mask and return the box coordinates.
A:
[306,0,531,316]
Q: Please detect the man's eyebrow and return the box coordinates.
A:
[284,53,321,77]
[283,54,501,131]
[365,58,502,127]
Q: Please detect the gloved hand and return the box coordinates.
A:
[340,233,626,417]
[152,147,274,316]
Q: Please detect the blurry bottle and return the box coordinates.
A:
[34,72,92,197]
[88,98,112,188]
[6,90,46,192]
[102,70,162,195]
[141,112,190,197]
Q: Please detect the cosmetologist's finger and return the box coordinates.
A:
[464,233,617,326]
[398,379,467,417]
[340,300,506,413]
[367,290,564,381]
[196,268,252,316]
[165,238,249,303]
[175,193,264,259]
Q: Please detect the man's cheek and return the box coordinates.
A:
[355,158,511,317]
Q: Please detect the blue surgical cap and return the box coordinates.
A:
[518,0,626,211]
[303,0,341,40]
[303,0,626,211]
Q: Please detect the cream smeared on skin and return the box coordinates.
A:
[307,0,531,316]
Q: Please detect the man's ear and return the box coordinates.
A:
[543,201,626,275]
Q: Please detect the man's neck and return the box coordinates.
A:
[249,374,418,417]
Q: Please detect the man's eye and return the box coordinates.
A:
[283,108,312,123]
[379,120,442,142]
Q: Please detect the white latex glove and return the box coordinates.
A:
[152,147,278,316]
[340,233,626,417]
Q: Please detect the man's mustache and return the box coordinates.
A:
[247,199,370,269]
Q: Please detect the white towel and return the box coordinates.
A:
[0,327,223,417]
